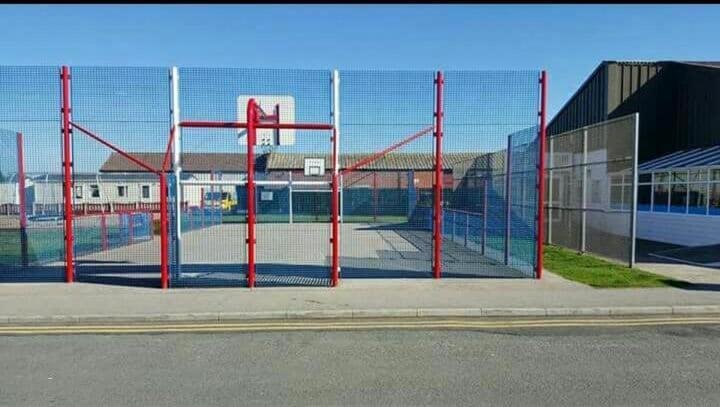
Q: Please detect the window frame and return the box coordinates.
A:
[641,167,719,216]
[116,184,128,199]
[89,184,101,199]
[140,184,151,201]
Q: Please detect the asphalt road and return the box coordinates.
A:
[1,322,720,406]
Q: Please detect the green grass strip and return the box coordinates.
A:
[544,244,683,288]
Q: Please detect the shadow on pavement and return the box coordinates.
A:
[664,280,720,292]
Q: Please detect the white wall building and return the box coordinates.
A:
[636,146,720,247]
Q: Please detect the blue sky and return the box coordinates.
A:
[1,4,718,118]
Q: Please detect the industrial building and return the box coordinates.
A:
[548,60,720,250]
[548,60,720,162]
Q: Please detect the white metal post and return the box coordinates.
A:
[581,129,588,253]
[333,69,340,173]
[629,113,640,268]
[332,69,342,260]
[170,67,182,273]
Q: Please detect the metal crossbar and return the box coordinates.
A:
[340,126,435,176]
[68,120,169,289]
[70,122,160,174]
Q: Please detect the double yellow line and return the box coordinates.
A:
[1,316,719,335]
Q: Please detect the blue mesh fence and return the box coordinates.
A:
[0,67,65,282]
[339,70,436,279]
[69,66,169,285]
[442,71,540,278]
[176,68,332,287]
[74,211,153,256]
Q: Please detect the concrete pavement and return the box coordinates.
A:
[0,271,719,325]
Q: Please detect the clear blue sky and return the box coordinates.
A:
[1,4,718,118]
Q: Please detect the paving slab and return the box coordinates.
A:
[0,272,719,325]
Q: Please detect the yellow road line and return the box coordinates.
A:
[0,316,718,335]
[0,316,717,331]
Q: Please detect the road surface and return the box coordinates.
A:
[1,320,719,406]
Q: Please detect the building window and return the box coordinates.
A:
[637,184,651,211]
[690,169,707,182]
[668,170,689,214]
[74,185,83,199]
[710,183,720,216]
[641,168,720,216]
[669,183,688,213]
[141,185,151,200]
[89,184,100,198]
[688,182,708,215]
[117,185,128,198]
[652,172,669,212]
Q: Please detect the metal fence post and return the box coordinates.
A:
[160,174,169,289]
[246,99,257,288]
[482,178,488,256]
[61,66,74,283]
[536,70,548,279]
[331,69,341,286]
[629,113,639,268]
[504,134,512,266]
[581,128,588,253]
[433,71,444,279]
[16,132,28,266]
[170,67,182,280]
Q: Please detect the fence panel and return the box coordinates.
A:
[69,66,169,286]
[176,68,332,287]
[0,67,65,282]
[442,71,540,278]
[339,70,436,278]
[545,114,638,266]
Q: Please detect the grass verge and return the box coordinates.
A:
[544,244,682,288]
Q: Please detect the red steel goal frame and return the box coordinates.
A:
[178,98,337,288]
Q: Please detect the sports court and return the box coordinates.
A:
[63,220,528,287]
[0,66,547,288]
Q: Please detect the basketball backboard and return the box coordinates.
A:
[237,95,296,146]
[304,158,325,176]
